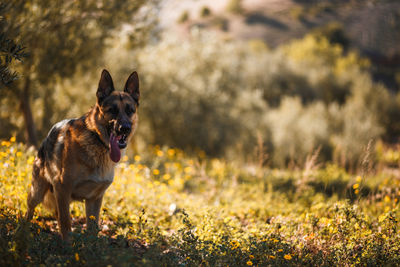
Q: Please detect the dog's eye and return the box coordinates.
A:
[125,105,135,116]
[108,105,119,115]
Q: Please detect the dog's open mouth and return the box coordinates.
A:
[109,133,128,163]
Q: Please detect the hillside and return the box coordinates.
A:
[159,0,400,89]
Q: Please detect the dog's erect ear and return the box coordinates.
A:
[124,71,140,104]
[97,69,115,104]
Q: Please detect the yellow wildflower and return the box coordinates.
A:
[353,183,359,189]
[384,195,391,203]
[167,149,175,157]
[27,156,35,165]
[269,255,276,259]
[134,155,141,162]
[246,260,253,266]
[284,254,292,260]
[153,169,160,175]
[75,253,80,261]
[10,136,16,142]
[356,175,362,183]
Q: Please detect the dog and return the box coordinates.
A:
[25,69,140,241]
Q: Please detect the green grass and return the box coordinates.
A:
[1,139,400,266]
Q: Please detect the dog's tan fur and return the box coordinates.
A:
[25,70,140,240]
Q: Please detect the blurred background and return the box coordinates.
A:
[1,0,400,169]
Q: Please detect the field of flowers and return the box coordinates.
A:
[1,138,400,266]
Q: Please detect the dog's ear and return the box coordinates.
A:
[124,71,140,104]
[97,69,115,104]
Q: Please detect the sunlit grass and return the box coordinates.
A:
[0,139,399,266]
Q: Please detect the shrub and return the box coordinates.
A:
[226,0,244,15]
[267,97,330,166]
[135,31,268,156]
[200,6,211,18]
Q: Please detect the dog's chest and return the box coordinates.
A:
[72,167,115,201]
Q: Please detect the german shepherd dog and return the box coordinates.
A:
[25,69,140,241]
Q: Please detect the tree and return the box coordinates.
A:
[0,4,28,85]
[0,0,155,146]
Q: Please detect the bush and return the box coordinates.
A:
[200,6,211,18]
[135,31,268,156]
[226,0,244,15]
[267,97,330,166]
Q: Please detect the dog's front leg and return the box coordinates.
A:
[85,196,103,230]
[54,182,72,241]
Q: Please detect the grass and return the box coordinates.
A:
[1,137,400,266]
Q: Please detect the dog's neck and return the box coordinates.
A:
[85,105,109,149]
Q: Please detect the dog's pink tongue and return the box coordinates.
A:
[109,133,121,163]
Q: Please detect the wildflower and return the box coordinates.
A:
[10,136,16,143]
[356,175,362,183]
[353,183,359,189]
[75,253,80,261]
[269,255,276,259]
[167,149,175,157]
[384,195,391,203]
[153,169,160,175]
[355,189,359,195]
[156,150,164,157]
[1,141,10,147]
[184,166,192,174]
[162,174,171,180]
[284,254,292,260]
[246,260,253,266]
[122,155,128,162]
[16,151,23,157]
[89,215,96,220]
[249,255,254,259]
[230,240,240,249]
[278,249,283,252]
[27,156,35,165]
[134,155,141,162]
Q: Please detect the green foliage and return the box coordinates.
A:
[267,98,330,166]
[0,4,28,85]
[134,31,268,156]
[312,22,350,49]
[1,141,400,265]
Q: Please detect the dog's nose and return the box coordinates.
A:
[119,122,131,134]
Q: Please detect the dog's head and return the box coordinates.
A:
[96,69,140,163]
